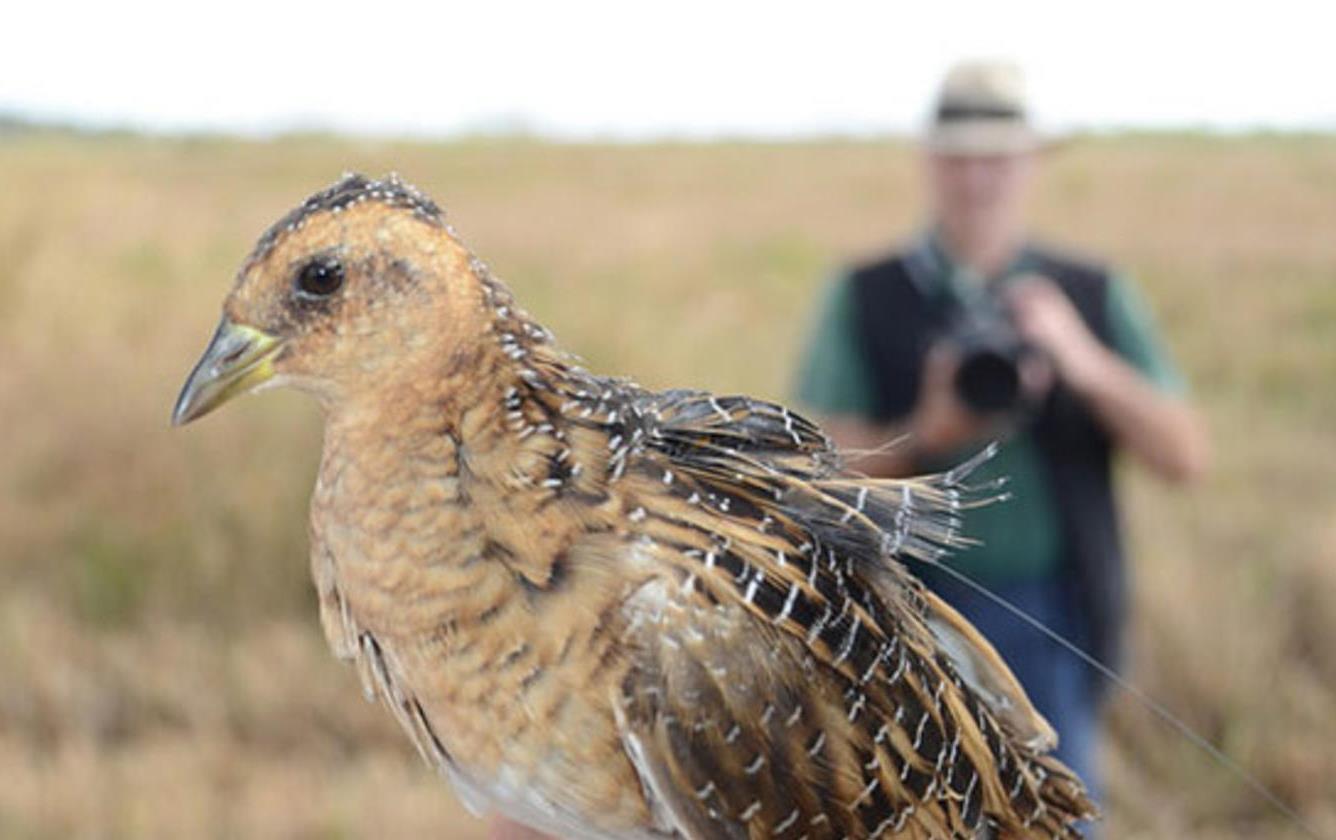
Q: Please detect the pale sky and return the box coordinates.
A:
[5,0,1334,138]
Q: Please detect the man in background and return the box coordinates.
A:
[794,60,1210,809]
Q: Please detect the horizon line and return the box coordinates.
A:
[3,109,1334,144]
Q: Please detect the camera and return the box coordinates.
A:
[945,295,1036,414]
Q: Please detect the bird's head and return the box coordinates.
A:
[173,173,491,425]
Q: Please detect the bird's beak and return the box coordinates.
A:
[172,317,284,426]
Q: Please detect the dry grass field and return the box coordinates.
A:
[1,131,1334,838]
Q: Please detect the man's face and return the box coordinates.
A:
[926,151,1035,238]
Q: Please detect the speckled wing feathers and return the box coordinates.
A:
[595,386,1095,838]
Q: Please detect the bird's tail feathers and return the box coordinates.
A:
[811,443,1319,838]
[921,542,1324,840]
[805,442,1009,568]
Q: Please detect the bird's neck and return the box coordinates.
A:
[319,343,559,502]
[321,268,574,481]
[311,373,525,634]
[309,258,624,635]
[311,297,596,599]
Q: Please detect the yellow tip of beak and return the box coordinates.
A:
[172,318,283,426]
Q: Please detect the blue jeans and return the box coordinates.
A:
[923,573,1103,831]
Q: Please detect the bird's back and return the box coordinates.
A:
[599,386,1093,839]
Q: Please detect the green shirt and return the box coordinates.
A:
[794,233,1185,586]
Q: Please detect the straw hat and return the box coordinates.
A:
[926,60,1043,155]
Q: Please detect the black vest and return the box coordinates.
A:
[849,247,1127,684]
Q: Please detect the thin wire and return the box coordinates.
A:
[918,557,1323,840]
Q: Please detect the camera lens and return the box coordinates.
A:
[955,348,1022,413]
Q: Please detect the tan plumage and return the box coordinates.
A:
[174,174,1097,839]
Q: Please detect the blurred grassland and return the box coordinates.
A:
[1,132,1334,838]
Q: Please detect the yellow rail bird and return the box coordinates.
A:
[173,174,1096,839]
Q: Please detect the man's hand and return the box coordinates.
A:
[819,348,1000,479]
[908,345,994,453]
[1006,275,1210,482]
[1006,276,1105,390]
[909,339,1054,453]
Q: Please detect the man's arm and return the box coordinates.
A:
[795,272,942,477]
[823,346,1017,478]
[1008,280,1210,483]
[489,817,553,840]
[822,414,913,477]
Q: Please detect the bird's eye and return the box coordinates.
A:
[294,258,345,299]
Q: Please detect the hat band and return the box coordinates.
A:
[935,103,1025,123]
